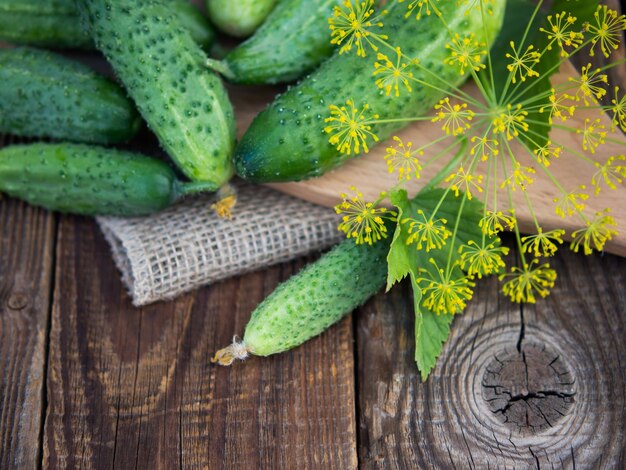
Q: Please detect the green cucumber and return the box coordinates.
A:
[79,0,235,187]
[213,235,390,363]
[209,0,340,85]
[0,47,140,144]
[206,0,277,38]
[235,0,505,182]
[0,0,215,50]
[0,143,214,216]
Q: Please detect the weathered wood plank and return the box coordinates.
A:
[356,238,626,468]
[43,216,358,469]
[0,136,57,469]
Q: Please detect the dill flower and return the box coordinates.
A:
[417,259,475,314]
[459,239,509,278]
[373,47,414,97]
[444,33,487,75]
[554,186,589,218]
[578,118,607,154]
[329,0,388,57]
[480,210,516,236]
[570,209,618,255]
[399,0,440,21]
[384,136,422,181]
[432,98,475,136]
[539,88,576,124]
[610,86,626,131]
[586,5,626,58]
[492,103,529,141]
[324,99,380,155]
[521,228,565,257]
[506,41,541,84]
[533,141,562,167]
[403,210,451,252]
[540,11,585,57]
[592,155,626,195]
[470,135,499,160]
[569,64,609,105]
[445,167,483,199]
[500,261,557,304]
[334,187,395,245]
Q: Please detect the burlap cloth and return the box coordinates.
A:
[97,183,343,306]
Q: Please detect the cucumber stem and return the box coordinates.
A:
[212,336,250,366]
[175,180,219,199]
[206,58,236,81]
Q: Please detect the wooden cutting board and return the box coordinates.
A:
[229,61,626,258]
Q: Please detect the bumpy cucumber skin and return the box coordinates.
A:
[0,144,182,216]
[0,47,140,144]
[206,0,277,38]
[235,0,505,182]
[243,237,390,356]
[0,0,215,50]
[79,0,235,187]
[221,0,339,85]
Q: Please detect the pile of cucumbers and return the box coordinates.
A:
[0,0,503,217]
[0,0,506,362]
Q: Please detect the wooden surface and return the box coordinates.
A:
[2,2,626,469]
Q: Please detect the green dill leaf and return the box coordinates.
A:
[387,188,499,379]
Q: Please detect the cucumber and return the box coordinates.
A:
[209,0,340,85]
[206,0,277,38]
[0,0,215,50]
[0,47,140,144]
[0,143,214,216]
[213,235,390,363]
[79,0,235,188]
[234,0,505,182]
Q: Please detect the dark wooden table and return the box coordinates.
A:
[2,6,626,470]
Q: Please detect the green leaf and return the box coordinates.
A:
[484,0,597,151]
[386,188,499,379]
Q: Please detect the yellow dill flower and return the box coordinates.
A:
[335,187,394,245]
[432,97,475,136]
[610,86,626,131]
[479,210,516,236]
[500,260,557,303]
[521,228,565,257]
[554,186,589,218]
[399,0,440,20]
[384,136,422,181]
[570,209,618,255]
[329,0,388,57]
[568,64,609,105]
[540,11,584,57]
[578,118,607,154]
[459,239,509,278]
[403,210,451,252]
[324,99,380,155]
[444,33,487,75]
[470,135,499,161]
[506,41,541,84]
[539,88,575,124]
[533,141,562,167]
[445,167,483,200]
[500,162,535,191]
[591,155,626,195]
[586,5,626,58]
[492,103,529,141]
[417,259,475,314]
[373,47,414,97]
[211,184,238,220]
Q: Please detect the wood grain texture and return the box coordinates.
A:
[42,216,358,469]
[356,236,626,468]
[0,133,56,469]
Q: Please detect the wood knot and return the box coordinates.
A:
[7,292,29,311]
[481,343,576,435]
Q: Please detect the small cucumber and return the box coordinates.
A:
[0,47,140,144]
[79,0,235,188]
[235,0,505,182]
[209,0,340,85]
[206,0,277,38]
[0,143,214,216]
[213,236,390,363]
[0,0,215,50]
